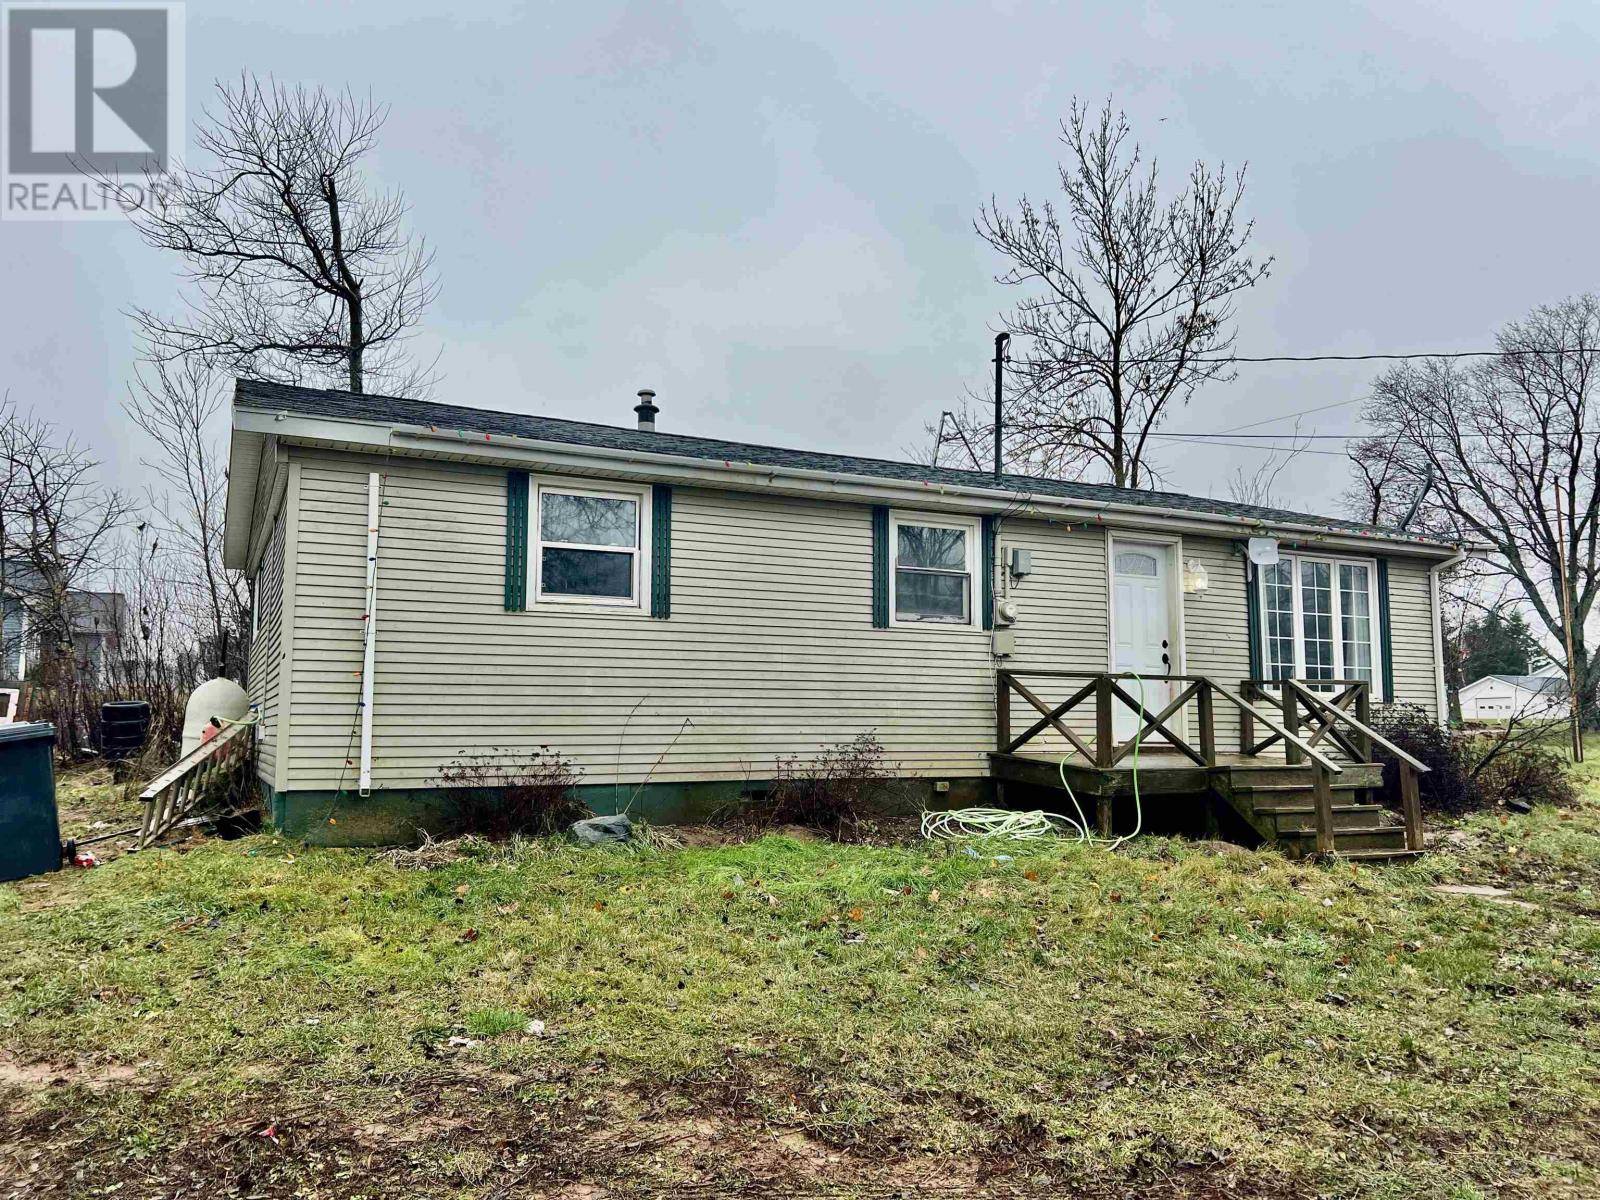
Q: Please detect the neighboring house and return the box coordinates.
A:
[0,561,126,687]
[224,378,1468,844]
[1458,672,1569,721]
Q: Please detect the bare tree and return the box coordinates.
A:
[121,73,438,395]
[0,400,129,747]
[948,99,1270,488]
[1349,295,1600,727]
[124,360,250,677]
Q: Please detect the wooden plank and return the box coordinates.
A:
[1312,760,1336,856]
[1197,680,1216,767]
[1400,763,1424,852]
[1290,680,1431,774]
[1107,680,1205,767]
[1094,678,1114,769]
[1005,677,1096,758]
[1282,685,1303,765]
[996,673,1010,754]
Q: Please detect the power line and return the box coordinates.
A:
[1154,435,1350,457]
[1152,346,1600,366]
[1149,429,1600,442]
[1218,395,1371,433]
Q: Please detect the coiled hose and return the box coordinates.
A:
[921,672,1148,851]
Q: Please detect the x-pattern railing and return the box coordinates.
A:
[995,670,1428,856]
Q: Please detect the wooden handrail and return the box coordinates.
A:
[1202,678,1345,776]
[1281,679,1431,774]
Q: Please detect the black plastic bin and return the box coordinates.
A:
[100,700,151,762]
[0,722,60,882]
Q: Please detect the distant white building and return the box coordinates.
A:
[1458,672,1569,721]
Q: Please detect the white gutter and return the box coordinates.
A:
[1430,548,1468,722]
[358,472,382,796]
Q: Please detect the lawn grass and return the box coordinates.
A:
[2,748,1598,1198]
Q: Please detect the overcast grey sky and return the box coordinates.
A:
[5,0,1600,513]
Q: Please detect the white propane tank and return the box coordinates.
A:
[182,678,251,756]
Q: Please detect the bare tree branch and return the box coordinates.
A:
[948,99,1271,488]
[1348,294,1600,727]
[114,73,439,396]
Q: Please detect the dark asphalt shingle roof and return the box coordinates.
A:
[235,378,1451,546]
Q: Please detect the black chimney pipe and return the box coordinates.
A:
[634,389,659,432]
[992,332,1010,477]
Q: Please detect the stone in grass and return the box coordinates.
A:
[570,814,633,845]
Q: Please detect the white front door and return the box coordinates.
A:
[1111,541,1176,741]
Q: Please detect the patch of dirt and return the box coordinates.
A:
[0,1069,1312,1200]
[1433,883,1539,910]
[0,1056,142,1092]
[664,825,739,848]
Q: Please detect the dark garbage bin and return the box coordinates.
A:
[0,722,60,882]
[100,700,151,762]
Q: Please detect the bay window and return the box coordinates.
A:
[1259,554,1381,694]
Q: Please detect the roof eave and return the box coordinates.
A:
[233,404,1470,559]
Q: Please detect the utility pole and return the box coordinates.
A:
[992,332,1010,478]
[1553,483,1585,762]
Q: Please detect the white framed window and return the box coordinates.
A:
[532,481,649,607]
[1,596,26,680]
[890,511,978,627]
[1258,553,1382,695]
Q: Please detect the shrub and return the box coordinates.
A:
[1370,704,1477,815]
[1475,744,1579,810]
[434,746,588,840]
[1369,704,1580,816]
[752,733,896,837]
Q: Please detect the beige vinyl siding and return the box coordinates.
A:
[995,518,1106,752]
[1386,556,1439,716]
[276,446,1450,791]
[997,529,1252,754]
[247,510,286,787]
[285,450,995,790]
[1181,536,1251,749]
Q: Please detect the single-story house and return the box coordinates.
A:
[1458,671,1569,721]
[224,378,1468,846]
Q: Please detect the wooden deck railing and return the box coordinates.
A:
[996,670,1343,771]
[1245,678,1430,851]
[994,670,1430,855]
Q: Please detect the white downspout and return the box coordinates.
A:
[1430,549,1467,723]
[358,473,382,796]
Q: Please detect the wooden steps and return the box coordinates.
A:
[1218,761,1412,860]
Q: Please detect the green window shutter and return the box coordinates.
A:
[871,505,890,628]
[1376,558,1395,700]
[981,515,998,631]
[650,484,672,619]
[1244,559,1263,679]
[504,470,529,611]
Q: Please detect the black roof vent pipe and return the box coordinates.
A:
[634,389,659,432]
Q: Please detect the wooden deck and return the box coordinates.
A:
[991,672,1428,860]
